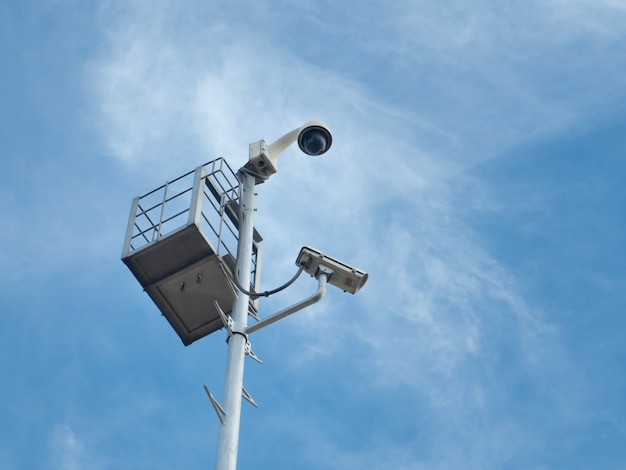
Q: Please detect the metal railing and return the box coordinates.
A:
[122,158,261,289]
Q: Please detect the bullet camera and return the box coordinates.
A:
[246,121,332,181]
[295,246,368,294]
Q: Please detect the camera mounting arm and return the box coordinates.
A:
[266,127,300,160]
[245,266,331,335]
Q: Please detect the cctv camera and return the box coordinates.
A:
[297,121,332,156]
[246,120,333,182]
[295,246,368,294]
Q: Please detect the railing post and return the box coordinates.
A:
[188,165,207,226]
[121,196,141,258]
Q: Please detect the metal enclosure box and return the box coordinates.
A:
[122,159,262,346]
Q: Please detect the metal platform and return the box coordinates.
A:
[122,159,262,346]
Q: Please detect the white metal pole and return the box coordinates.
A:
[215,172,256,470]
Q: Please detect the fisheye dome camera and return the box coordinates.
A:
[297,121,332,156]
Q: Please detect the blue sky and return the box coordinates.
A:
[1,1,626,468]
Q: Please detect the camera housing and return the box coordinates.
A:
[247,121,332,181]
[295,246,368,294]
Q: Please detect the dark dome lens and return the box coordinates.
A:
[298,126,332,156]
[302,131,327,155]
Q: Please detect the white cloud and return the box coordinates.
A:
[86,2,367,172]
[546,0,626,39]
[48,424,99,470]
[310,0,626,168]
[86,0,626,175]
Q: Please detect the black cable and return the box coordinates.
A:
[222,260,304,298]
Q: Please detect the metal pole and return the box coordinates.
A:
[215,172,255,470]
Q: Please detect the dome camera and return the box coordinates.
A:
[297,121,332,156]
[246,120,333,183]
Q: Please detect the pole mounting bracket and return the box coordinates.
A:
[242,386,259,408]
[204,385,226,425]
[244,341,262,364]
[214,300,233,336]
